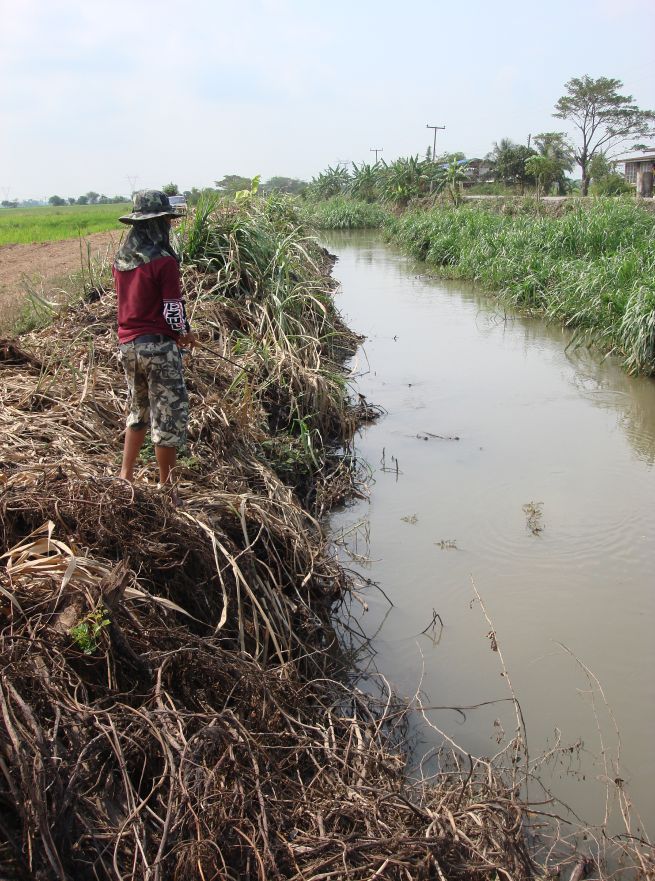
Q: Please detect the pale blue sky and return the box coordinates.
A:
[1,0,653,200]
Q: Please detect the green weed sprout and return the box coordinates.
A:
[69,607,111,655]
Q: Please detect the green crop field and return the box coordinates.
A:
[0,204,130,246]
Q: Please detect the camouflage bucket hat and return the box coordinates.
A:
[119,190,180,224]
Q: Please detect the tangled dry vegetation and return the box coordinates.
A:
[1,197,645,881]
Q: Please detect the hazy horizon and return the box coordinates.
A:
[1,0,653,201]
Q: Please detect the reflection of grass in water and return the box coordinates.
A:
[522,501,544,534]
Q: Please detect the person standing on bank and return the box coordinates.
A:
[113,190,195,493]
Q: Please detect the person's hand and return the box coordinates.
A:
[177,332,196,349]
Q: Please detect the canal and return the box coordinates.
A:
[325,231,655,840]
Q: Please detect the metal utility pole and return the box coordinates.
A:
[527,133,531,149]
[370,147,383,164]
[426,124,445,193]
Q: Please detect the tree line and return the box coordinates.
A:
[47,193,129,206]
[160,176,309,205]
[0,193,129,209]
[0,177,311,210]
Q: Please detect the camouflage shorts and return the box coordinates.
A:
[118,339,189,448]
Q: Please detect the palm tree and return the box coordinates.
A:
[533,132,575,195]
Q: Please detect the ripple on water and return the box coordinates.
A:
[469,485,650,574]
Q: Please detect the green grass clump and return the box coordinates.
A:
[0,204,130,245]
[178,193,359,450]
[385,199,655,373]
[300,197,388,230]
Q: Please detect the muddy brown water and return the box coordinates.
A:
[325,231,655,840]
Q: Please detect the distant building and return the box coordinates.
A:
[437,158,491,185]
[617,149,655,196]
[463,158,492,182]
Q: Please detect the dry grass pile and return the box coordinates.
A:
[0,197,545,880]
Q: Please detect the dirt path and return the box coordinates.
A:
[0,230,123,331]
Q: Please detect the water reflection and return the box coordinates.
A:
[565,350,655,466]
[323,230,655,838]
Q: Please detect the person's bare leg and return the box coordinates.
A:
[120,426,147,481]
[155,445,177,486]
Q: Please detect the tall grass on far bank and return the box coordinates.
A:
[299,196,388,230]
[0,203,130,245]
[386,200,655,374]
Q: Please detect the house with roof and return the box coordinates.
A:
[436,158,492,185]
[617,149,655,196]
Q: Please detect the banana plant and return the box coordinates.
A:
[307,165,351,200]
[443,158,469,205]
[379,156,429,207]
[349,162,379,203]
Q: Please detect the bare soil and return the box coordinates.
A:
[0,230,123,331]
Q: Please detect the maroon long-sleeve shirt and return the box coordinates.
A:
[113,255,188,344]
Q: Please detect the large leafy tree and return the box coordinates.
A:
[553,76,655,195]
[262,177,307,195]
[214,175,253,195]
[487,139,536,192]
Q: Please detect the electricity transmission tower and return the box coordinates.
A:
[370,148,383,163]
[126,175,139,196]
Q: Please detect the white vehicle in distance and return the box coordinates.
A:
[168,194,187,216]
